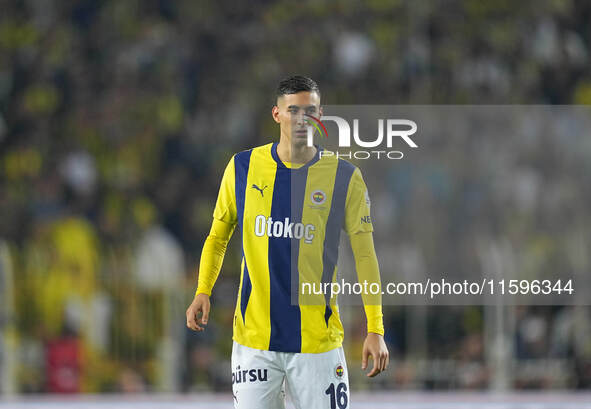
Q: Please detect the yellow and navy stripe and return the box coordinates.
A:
[320,159,355,327]
[230,142,359,353]
[234,149,252,327]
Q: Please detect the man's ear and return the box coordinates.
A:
[272,105,280,123]
[319,105,323,118]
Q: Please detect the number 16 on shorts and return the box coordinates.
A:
[325,381,348,409]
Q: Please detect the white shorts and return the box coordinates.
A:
[231,341,350,409]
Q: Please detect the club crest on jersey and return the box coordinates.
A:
[335,364,345,379]
[311,189,326,205]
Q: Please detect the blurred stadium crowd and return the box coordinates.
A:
[1,0,591,395]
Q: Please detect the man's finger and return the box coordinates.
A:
[187,307,203,331]
[380,354,388,372]
[367,353,380,377]
[201,303,210,325]
[185,310,193,329]
[361,348,369,370]
[194,306,204,330]
[188,318,202,331]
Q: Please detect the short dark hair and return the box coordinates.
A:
[276,75,320,98]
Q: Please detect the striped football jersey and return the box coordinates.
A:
[213,142,373,353]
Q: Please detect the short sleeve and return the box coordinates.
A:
[212,155,238,225]
[344,167,373,235]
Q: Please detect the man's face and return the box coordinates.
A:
[272,91,322,147]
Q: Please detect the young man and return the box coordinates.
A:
[186,76,388,409]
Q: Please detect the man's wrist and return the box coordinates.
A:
[195,289,211,297]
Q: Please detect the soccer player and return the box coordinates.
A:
[186,76,388,408]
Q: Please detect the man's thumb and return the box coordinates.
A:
[361,350,368,370]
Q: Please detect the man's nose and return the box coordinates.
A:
[295,112,305,125]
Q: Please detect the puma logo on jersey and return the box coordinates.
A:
[254,215,316,243]
[232,365,268,384]
[252,184,268,197]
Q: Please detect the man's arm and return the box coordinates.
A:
[349,231,384,335]
[186,156,237,332]
[186,218,235,331]
[345,167,389,377]
[195,218,236,297]
[350,231,389,377]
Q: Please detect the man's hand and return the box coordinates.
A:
[186,293,210,331]
[361,332,389,377]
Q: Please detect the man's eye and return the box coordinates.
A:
[288,109,298,113]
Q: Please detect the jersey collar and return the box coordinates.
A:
[271,142,323,170]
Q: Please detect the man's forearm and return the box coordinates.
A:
[195,218,235,297]
[350,231,384,335]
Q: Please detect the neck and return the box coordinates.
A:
[276,138,317,164]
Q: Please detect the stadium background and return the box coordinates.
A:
[1,0,591,403]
